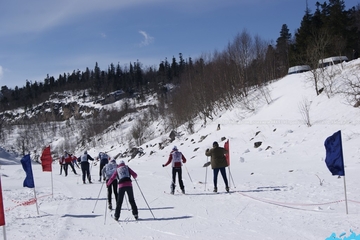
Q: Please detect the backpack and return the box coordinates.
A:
[172,151,182,164]
[116,165,131,183]
[99,152,108,160]
[99,152,109,164]
[80,154,88,162]
[105,163,117,179]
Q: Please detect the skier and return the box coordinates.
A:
[205,141,229,193]
[78,150,94,184]
[162,146,187,194]
[59,155,65,175]
[102,159,118,210]
[97,152,109,182]
[72,155,80,169]
[107,160,138,221]
[63,151,78,176]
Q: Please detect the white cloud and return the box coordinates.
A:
[138,30,154,47]
[0,0,242,36]
[0,0,151,36]
[0,66,3,81]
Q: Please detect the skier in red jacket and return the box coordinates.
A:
[162,146,187,194]
[62,151,78,176]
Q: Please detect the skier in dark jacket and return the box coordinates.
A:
[97,152,109,182]
[107,161,138,221]
[162,146,187,194]
[78,150,94,184]
[205,141,229,193]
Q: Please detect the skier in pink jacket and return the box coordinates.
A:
[107,161,138,221]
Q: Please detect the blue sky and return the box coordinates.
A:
[0,0,357,89]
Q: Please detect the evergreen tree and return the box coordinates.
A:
[294,6,314,63]
[94,62,101,92]
[276,24,292,75]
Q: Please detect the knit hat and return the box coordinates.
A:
[172,146,178,151]
[111,159,116,163]
[119,160,125,165]
[213,141,219,147]
[84,150,87,154]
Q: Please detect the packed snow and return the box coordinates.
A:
[1,60,360,239]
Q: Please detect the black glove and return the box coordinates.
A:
[162,164,165,167]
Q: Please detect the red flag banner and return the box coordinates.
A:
[224,140,230,166]
[0,176,5,226]
[40,146,53,172]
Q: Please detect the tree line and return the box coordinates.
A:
[0,0,358,114]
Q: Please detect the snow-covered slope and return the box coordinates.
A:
[1,60,360,239]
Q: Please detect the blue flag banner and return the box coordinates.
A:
[20,154,35,188]
[324,130,345,176]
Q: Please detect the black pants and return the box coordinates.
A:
[106,179,118,205]
[99,160,108,179]
[213,167,228,188]
[81,161,91,183]
[64,162,77,176]
[114,186,138,220]
[171,167,184,191]
[59,164,64,175]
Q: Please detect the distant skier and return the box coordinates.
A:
[62,151,78,176]
[162,146,187,194]
[205,141,229,193]
[72,155,80,169]
[97,152,109,182]
[58,155,65,175]
[78,150,94,184]
[102,159,118,210]
[107,160,139,221]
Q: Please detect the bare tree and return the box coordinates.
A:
[319,66,342,98]
[130,112,153,146]
[227,29,255,97]
[258,84,272,104]
[340,70,360,106]
[306,28,332,96]
[298,97,312,127]
[16,125,32,155]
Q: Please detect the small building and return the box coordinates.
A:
[288,65,311,75]
[318,56,348,68]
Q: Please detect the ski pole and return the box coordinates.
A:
[134,178,155,219]
[229,166,236,188]
[163,165,176,191]
[205,157,208,191]
[92,181,105,213]
[184,164,195,189]
[104,199,107,225]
